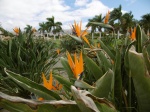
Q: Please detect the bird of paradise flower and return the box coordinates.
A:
[104,11,110,24]
[67,51,83,80]
[71,20,91,47]
[39,71,62,101]
[130,27,136,40]
[13,27,20,34]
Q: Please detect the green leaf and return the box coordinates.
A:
[95,102,117,112]
[124,41,136,74]
[128,47,150,112]
[114,49,122,109]
[141,29,148,43]
[90,22,114,30]
[143,47,150,75]
[87,94,116,110]
[136,25,142,53]
[83,54,103,80]
[71,86,99,112]
[97,51,112,72]
[8,39,12,58]
[0,92,80,112]
[99,40,115,60]
[68,34,83,43]
[74,80,95,89]
[53,75,72,91]
[91,69,114,99]
[4,68,61,100]
[0,100,33,112]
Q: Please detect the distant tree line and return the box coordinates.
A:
[86,5,150,34]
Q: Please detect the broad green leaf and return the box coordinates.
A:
[99,40,115,60]
[53,75,72,91]
[0,92,80,112]
[74,80,95,89]
[90,22,114,30]
[68,34,83,43]
[147,44,150,56]
[91,69,114,99]
[87,94,116,110]
[0,100,33,112]
[95,102,117,112]
[114,49,122,109]
[124,41,136,74]
[136,25,142,53]
[97,51,112,72]
[143,47,150,74]
[4,68,61,100]
[128,47,150,112]
[141,29,148,43]
[37,104,80,112]
[8,39,12,58]
[71,86,99,112]
[83,54,103,80]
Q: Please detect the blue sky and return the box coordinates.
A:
[0,0,149,31]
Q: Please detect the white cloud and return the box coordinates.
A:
[0,0,124,31]
[0,0,70,31]
[75,0,89,6]
[75,0,109,18]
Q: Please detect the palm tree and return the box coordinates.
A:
[86,14,104,33]
[38,22,47,37]
[140,13,150,33]
[53,26,63,39]
[24,25,32,34]
[86,18,97,33]
[121,11,134,33]
[110,5,122,38]
[46,16,62,39]
[110,5,122,24]
[86,14,104,39]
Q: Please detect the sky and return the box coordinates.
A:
[0,0,149,31]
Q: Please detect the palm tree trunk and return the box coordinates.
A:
[0,31,2,39]
[117,30,120,39]
[92,33,94,40]
[147,29,149,38]
[99,32,101,40]
[54,34,56,40]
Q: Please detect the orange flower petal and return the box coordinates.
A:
[56,49,60,54]
[67,51,75,71]
[73,20,82,37]
[42,72,48,88]
[130,27,136,40]
[52,86,57,90]
[38,97,44,101]
[58,84,63,90]
[74,52,83,79]
[47,71,53,90]
[13,27,19,34]
[97,43,100,48]
[67,51,84,79]
[82,36,91,47]
[81,26,89,37]
[74,52,78,78]
[104,11,110,24]
[79,51,83,74]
